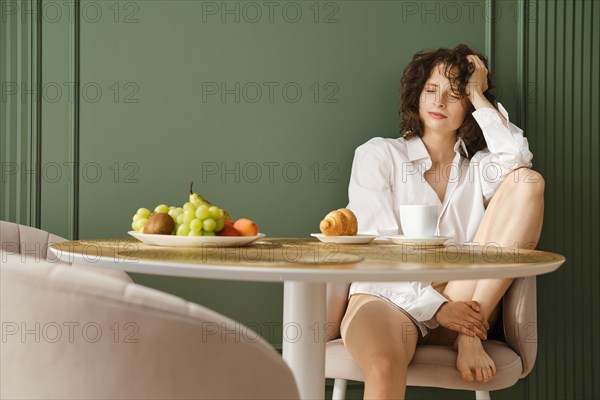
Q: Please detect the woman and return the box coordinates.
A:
[342,44,545,399]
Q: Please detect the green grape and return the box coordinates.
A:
[133,213,146,222]
[176,214,185,225]
[132,218,148,231]
[168,207,183,219]
[202,218,217,232]
[183,209,195,224]
[203,231,215,236]
[183,202,196,212]
[190,218,203,232]
[154,204,169,214]
[176,224,190,236]
[195,204,210,220]
[136,208,151,219]
[208,206,222,219]
[188,230,202,236]
[215,218,225,232]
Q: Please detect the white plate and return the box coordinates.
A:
[384,235,453,246]
[128,231,266,247]
[310,233,378,244]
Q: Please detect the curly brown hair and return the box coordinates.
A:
[399,44,495,159]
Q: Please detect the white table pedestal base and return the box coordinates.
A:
[283,281,327,400]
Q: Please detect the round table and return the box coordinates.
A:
[50,237,565,400]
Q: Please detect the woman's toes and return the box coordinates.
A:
[476,367,484,382]
[455,337,497,383]
[463,371,474,382]
[457,364,474,382]
[483,367,490,382]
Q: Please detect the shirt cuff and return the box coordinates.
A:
[407,285,448,323]
[472,102,512,128]
[472,106,504,128]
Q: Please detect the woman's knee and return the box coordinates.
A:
[345,333,417,370]
[501,168,545,198]
[341,298,419,364]
[364,352,411,379]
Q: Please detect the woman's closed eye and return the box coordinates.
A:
[425,88,460,100]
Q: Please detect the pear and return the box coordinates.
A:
[189,182,232,221]
[143,213,175,235]
[189,182,210,206]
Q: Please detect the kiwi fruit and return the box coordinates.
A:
[143,213,175,235]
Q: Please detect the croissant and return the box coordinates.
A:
[319,208,358,236]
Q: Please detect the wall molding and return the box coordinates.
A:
[68,0,81,239]
[485,0,495,71]
[32,0,43,228]
[517,0,527,129]
[0,0,42,226]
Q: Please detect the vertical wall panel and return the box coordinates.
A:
[573,2,583,397]
[567,1,576,396]
[591,0,600,394]
[554,1,566,397]
[581,1,593,396]
[526,1,600,399]
[0,0,10,219]
[540,2,551,396]
[0,0,39,226]
[39,0,78,239]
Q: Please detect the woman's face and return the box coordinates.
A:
[418,64,468,135]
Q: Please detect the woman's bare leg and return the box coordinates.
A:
[443,168,545,382]
[444,168,545,313]
[341,294,420,400]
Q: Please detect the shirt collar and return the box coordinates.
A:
[454,137,469,158]
[406,135,469,161]
[406,135,430,161]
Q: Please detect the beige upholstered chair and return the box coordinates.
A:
[0,220,132,282]
[325,279,537,400]
[0,221,299,399]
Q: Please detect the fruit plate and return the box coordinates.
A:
[310,233,378,244]
[383,235,453,247]
[128,231,266,247]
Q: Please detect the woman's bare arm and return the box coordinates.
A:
[467,54,509,129]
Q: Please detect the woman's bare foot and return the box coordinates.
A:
[454,334,497,383]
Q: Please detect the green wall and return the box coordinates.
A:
[2,1,598,399]
[523,1,599,399]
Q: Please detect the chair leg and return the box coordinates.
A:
[475,390,491,400]
[332,379,347,400]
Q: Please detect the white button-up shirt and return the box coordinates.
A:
[347,103,533,335]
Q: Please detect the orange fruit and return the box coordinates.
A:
[233,218,258,236]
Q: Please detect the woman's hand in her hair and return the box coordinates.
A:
[466,54,489,99]
[434,300,490,340]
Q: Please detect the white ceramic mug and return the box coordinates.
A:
[399,205,439,237]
